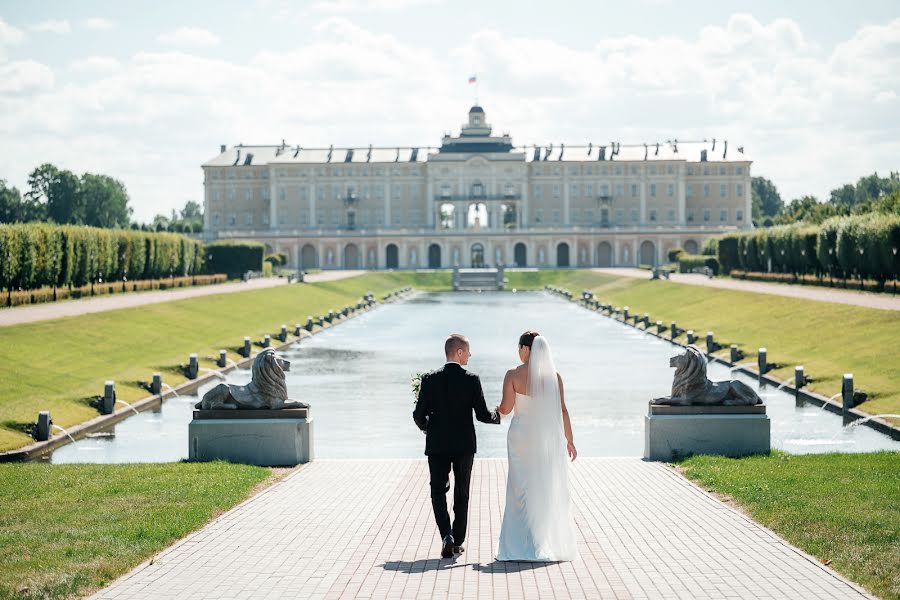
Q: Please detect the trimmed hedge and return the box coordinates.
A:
[678,254,719,275]
[0,224,204,294]
[5,274,227,307]
[205,241,264,278]
[713,213,900,285]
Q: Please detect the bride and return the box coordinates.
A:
[495,331,578,562]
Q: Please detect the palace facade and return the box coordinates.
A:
[202,106,752,269]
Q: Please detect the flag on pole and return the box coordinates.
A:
[468,75,477,84]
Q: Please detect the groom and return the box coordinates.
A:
[413,334,501,558]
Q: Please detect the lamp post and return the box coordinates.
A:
[52,252,58,301]
[5,251,11,307]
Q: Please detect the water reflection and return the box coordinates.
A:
[51,291,900,463]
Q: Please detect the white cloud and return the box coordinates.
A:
[70,56,122,74]
[0,60,54,93]
[311,0,438,11]
[29,20,71,34]
[0,18,26,60]
[1,14,899,223]
[157,27,221,48]
[83,17,114,30]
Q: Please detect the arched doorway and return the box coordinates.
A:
[471,243,485,267]
[514,242,527,267]
[640,241,656,266]
[428,244,441,268]
[597,242,612,267]
[557,242,570,268]
[300,244,317,270]
[684,239,699,255]
[385,244,399,269]
[343,243,360,269]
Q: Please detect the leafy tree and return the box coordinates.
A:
[180,201,203,221]
[81,173,132,228]
[26,164,84,224]
[751,176,784,225]
[0,180,26,223]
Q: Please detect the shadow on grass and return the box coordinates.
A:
[1,419,34,436]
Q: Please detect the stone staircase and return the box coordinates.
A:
[453,268,504,291]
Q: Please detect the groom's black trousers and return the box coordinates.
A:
[427,454,474,545]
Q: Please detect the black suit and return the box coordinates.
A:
[413,362,500,546]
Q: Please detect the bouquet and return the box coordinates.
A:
[411,372,425,404]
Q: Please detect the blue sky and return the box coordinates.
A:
[1,0,899,222]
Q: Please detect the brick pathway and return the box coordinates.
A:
[594,268,900,311]
[91,459,872,600]
[0,271,364,328]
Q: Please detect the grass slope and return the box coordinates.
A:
[509,269,900,425]
[0,272,449,451]
[679,452,900,600]
[0,462,271,600]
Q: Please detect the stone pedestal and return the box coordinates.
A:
[189,408,313,466]
[644,403,769,461]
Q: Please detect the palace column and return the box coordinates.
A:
[426,178,434,228]
[269,177,278,230]
[677,167,686,225]
[308,182,316,230]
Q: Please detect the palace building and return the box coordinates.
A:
[202,106,752,269]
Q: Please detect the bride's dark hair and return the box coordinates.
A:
[518,330,540,348]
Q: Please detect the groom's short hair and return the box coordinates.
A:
[445,334,469,358]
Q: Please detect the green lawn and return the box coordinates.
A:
[508,269,900,426]
[0,462,271,600]
[0,271,449,451]
[679,452,900,600]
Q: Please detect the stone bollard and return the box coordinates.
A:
[218,350,227,368]
[294,324,302,337]
[706,332,715,355]
[656,321,664,335]
[151,372,162,394]
[36,410,51,442]
[670,322,677,340]
[757,348,767,385]
[623,307,630,321]
[841,374,854,413]
[643,314,650,328]
[794,366,805,398]
[262,335,271,348]
[306,317,314,332]
[188,353,199,379]
[102,381,116,415]
[279,325,288,343]
[730,344,740,363]
[687,330,695,345]
[242,337,252,358]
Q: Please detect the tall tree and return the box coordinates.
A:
[81,173,132,228]
[0,180,25,223]
[26,164,84,224]
[180,200,203,221]
[751,176,784,226]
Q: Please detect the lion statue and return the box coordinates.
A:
[195,348,309,410]
[655,345,762,406]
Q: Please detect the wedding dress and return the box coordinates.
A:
[496,336,578,561]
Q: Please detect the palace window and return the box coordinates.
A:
[553,184,560,199]
[736,166,744,175]
[687,209,694,222]
[703,184,710,198]
[649,209,657,222]
[245,190,252,201]
[615,183,623,196]
[601,183,609,196]
[570,183,579,198]
[720,208,728,222]
[300,187,308,201]
[719,166,727,175]
[317,188,325,201]
[667,209,675,221]
[261,213,269,225]
[278,211,285,225]
[736,209,744,221]
[703,209,710,222]
[262,188,269,201]
[245,212,253,225]
[686,185,693,198]
[569,166,578,175]
[571,208,580,222]
[615,209,623,224]
[737,183,744,197]
[586,183,593,197]
[228,213,236,226]
[317,209,324,225]
[630,184,638,198]
[703,166,710,176]
[535,208,543,223]
[687,166,694,175]
[615,166,622,175]
[375,186,384,199]
[228,170,235,179]
[213,213,220,226]
[375,208,384,225]
[212,189,220,201]
[668,183,674,197]
[552,210,561,224]
[300,210,309,225]
[649,165,657,175]
[650,183,657,198]
[228,189,235,201]
[601,166,609,175]
[630,166,638,175]
[667,165,674,175]
[585,209,594,222]
[720,183,727,198]
[533,185,542,200]
[278,188,285,201]
[630,208,638,222]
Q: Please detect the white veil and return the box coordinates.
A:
[526,335,566,444]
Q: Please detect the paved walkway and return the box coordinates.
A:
[91,459,870,600]
[0,271,365,328]
[594,268,900,311]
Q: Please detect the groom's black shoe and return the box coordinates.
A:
[440,534,454,559]
[453,545,464,555]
